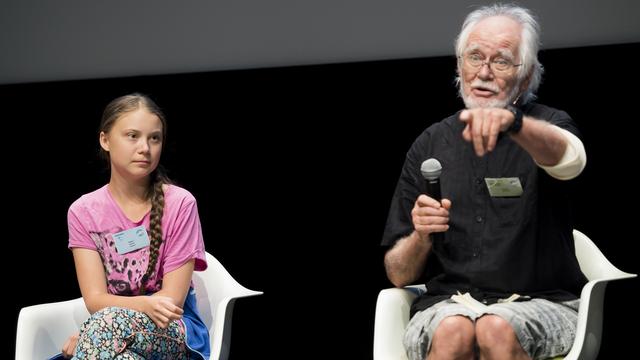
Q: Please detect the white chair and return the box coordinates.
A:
[373,229,636,360]
[15,252,262,360]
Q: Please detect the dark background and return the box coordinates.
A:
[5,42,639,359]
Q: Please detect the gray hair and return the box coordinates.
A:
[455,4,543,104]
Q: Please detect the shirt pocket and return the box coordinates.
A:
[490,196,523,227]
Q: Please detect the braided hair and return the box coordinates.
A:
[139,168,170,293]
[99,93,172,294]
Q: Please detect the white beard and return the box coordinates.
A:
[459,79,522,109]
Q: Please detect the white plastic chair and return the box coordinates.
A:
[15,252,262,360]
[373,229,636,360]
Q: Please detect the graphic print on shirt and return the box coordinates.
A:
[89,230,159,295]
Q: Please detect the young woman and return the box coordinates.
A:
[60,93,210,359]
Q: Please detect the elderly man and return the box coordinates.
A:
[382,4,587,360]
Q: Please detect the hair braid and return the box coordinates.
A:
[139,169,169,294]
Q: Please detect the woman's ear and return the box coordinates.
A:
[99,131,110,152]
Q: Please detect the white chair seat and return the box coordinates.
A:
[373,229,636,360]
[15,252,262,360]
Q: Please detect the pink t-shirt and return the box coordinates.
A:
[68,184,207,295]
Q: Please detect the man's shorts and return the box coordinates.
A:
[404,298,580,360]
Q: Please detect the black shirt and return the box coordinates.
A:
[381,103,587,315]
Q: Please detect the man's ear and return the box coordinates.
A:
[99,131,110,152]
[519,70,533,93]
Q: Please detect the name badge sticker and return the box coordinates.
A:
[484,177,523,197]
[113,225,150,254]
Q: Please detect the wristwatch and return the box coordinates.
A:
[505,104,523,134]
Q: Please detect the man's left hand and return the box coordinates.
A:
[459,108,515,156]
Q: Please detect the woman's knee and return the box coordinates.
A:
[93,306,130,317]
[82,307,133,330]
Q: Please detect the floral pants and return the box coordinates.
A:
[72,306,188,360]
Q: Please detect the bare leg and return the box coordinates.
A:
[427,315,475,360]
[476,315,530,360]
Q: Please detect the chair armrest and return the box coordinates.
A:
[573,229,637,282]
[374,286,425,360]
[563,272,638,360]
[16,298,89,360]
[210,292,263,360]
[562,279,607,360]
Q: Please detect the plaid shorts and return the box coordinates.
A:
[404,297,580,360]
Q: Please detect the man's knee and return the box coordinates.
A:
[475,315,519,349]
[431,316,475,356]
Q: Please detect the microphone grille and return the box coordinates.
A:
[421,158,442,180]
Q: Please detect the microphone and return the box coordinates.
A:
[421,158,442,202]
[420,158,443,241]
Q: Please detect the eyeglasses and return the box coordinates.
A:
[461,53,522,73]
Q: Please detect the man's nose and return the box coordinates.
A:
[477,62,494,80]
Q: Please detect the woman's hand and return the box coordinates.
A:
[61,332,79,358]
[143,295,184,328]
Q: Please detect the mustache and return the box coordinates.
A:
[470,80,500,93]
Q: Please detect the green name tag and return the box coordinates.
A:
[484,177,523,197]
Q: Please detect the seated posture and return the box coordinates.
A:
[382,4,587,360]
[61,93,210,359]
